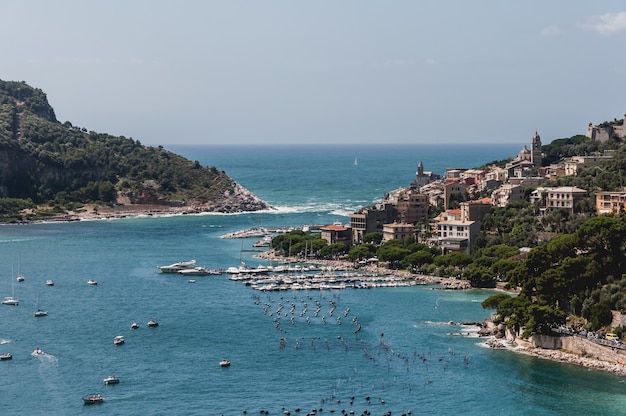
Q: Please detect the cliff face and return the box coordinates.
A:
[0,80,272,217]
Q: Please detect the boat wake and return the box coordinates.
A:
[0,338,10,344]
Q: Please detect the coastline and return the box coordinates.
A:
[22,206,625,377]
[484,336,626,376]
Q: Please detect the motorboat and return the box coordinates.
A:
[157,260,196,273]
[178,267,222,276]
[130,322,139,330]
[0,352,12,360]
[45,280,54,286]
[147,318,159,327]
[219,359,231,367]
[16,274,24,282]
[87,279,98,285]
[113,336,125,346]
[187,279,196,283]
[83,394,104,405]
[103,374,120,385]
[32,347,44,356]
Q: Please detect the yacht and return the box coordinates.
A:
[219,359,231,367]
[0,352,12,360]
[87,279,98,285]
[178,266,221,276]
[45,280,54,286]
[157,260,196,273]
[130,322,139,330]
[147,318,159,327]
[113,336,125,346]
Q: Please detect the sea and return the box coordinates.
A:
[1,143,624,415]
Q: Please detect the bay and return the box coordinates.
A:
[0,144,624,415]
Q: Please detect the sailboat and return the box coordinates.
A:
[354,157,358,166]
[16,254,25,282]
[2,268,19,306]
[34,292,47,317]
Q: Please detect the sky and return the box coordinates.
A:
[1,1,625,146]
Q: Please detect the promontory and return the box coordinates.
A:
[0,80,272,222]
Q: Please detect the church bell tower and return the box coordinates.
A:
[531,131,542,167]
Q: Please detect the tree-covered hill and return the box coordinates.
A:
[0,80,270,221]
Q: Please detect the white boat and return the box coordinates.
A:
[0,352,12,360]
[33,293,47,317]
[45,280,54,286]
[158,260,196,273]
[219,359,231,367]
[87,279,98,285]
[130,322,139,330]
[113,336,125,346]
[2,272,18,306]
[1,296,18,306]
[32,347,44,356]
[252,235,273,247]
[177,267,222,276]
[103,374,120,385]
[16,254,25,282]
[147,318,159,327]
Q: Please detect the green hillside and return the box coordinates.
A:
[0,80,269,222]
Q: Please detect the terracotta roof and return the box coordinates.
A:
[322,224,347,231]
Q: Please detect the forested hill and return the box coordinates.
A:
[0,80,270,221]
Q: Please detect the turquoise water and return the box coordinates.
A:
[1,144,624,415]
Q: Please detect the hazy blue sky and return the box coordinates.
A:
[2,1,625,146]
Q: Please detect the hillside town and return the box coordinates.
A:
[317,117,626,256]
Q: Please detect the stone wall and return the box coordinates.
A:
[529,334,626,363]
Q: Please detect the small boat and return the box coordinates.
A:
[33,292,47,317]
[16,255,25,281]
[87,279,98,285]
[219,359,231,367]
[45,280,54,286]
[0,353,12,360]
[147,318,159,327]
[2,273,18,306]
[187,279,196,283]
[103,374,120,385]
[113,336,125,346]
[32,347,44,356]
[158,260,196,273]
[130,322,139,330]
[83,394,104,405]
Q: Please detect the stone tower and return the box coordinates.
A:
[531,131,542,167]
